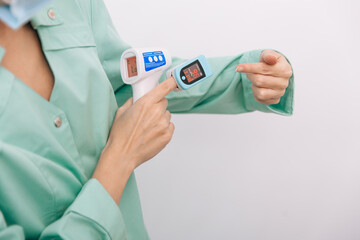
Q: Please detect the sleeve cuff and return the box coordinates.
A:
[64,178,127,239]
[240,49,294,116]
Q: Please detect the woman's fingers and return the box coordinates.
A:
[165,110,171,123]
[236,50,292,79]
[158,97,169,111]
[247,73,289,90]
[251,85,285,104]
[260,50,282,65]
[145,77,177,103]
[236,62,274,75]
[235,50,292,105]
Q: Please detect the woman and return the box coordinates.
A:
[0,0,293,239]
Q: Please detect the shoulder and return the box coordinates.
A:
[50,0,110,33]
[72,0,92,24]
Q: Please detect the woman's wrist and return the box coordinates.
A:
[92,146,135,205]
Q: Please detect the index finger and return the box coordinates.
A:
[147,76,178,103]
[236,62,274,75]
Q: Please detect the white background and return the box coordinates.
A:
[105,0,360,239]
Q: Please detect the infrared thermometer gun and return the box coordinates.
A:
[120,48,172,102]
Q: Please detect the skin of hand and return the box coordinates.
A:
[92,77,177,204]
[236,50,293,105]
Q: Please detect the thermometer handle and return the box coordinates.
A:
[132,71,163,102]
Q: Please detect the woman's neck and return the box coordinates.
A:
[0,21,25,48]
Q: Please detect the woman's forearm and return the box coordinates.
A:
[92,146,134,205]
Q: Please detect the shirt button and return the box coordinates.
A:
[54,117,62,128]
[48,9,56,20]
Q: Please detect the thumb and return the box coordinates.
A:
[260,50,281,65]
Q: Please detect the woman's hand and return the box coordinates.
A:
[92,77,177,204]
[236,50,293,105]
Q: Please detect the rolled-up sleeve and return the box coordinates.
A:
[165,49,294,115]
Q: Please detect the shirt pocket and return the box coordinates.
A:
[37,24,96,51]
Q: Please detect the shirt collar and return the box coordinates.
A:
[0,5,63,62]
[31,5,63,29]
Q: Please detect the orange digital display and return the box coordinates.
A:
[183,63,203,83]
[127,56,137,78]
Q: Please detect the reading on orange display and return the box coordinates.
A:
[127,56,138,77]
[184,63,203,83]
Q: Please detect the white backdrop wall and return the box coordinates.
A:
[104,0,360,239]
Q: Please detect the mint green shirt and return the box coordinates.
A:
[0,0,294,239]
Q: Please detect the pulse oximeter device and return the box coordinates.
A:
[120,48,213,102]
[120,48,172,102]
[166,55,213,91]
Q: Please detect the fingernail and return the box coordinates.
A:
[236,66,244,72]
